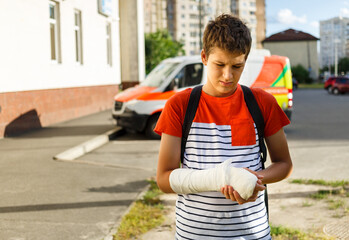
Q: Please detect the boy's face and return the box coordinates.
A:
[201,47,246,97]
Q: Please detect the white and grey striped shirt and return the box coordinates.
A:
[175,122,270,240]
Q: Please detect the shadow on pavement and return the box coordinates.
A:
[6,125,115,139]
[4,109,42,137]
[0,199,133,213]
[268,191,318,199]
[87,180,148,193]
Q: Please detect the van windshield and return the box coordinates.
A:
[141,62,179,87]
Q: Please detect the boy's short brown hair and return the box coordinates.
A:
[203,14,252,58]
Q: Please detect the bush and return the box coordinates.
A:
[291,64,312,84]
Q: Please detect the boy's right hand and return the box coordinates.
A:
[220,178,265,204]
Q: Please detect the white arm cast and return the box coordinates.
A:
[169,160,257,200]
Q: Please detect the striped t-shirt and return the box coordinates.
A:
[155,84,290,239]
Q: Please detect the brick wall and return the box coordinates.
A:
[0,85,119,137]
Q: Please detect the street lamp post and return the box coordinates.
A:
[334,39,340,76]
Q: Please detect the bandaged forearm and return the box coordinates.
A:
[169,160,257,200]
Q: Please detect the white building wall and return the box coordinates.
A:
[138,0,146,81]
[0,0,121,93]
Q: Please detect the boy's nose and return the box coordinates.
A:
[223,68,233,81]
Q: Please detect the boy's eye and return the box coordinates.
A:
[216,63,224,67]
[233,65,242,69]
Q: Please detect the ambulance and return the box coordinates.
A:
[112,50,293,139]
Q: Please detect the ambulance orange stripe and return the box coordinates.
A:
[137,90,176,100]
[251,56,287,88]
[115,86,157,102]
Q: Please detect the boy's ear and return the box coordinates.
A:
[201,49,208,66]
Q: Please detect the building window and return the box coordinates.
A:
[49,1,61,62]
[106,22,112,66]
[74,10,83,64]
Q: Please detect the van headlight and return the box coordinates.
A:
[125,99,139,111]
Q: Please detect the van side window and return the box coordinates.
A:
[175,63,203,88]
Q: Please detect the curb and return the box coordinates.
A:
[53,127,124,161]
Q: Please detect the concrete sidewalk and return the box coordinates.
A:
[0,109,156,240]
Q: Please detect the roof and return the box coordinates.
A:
[263,29,319,42]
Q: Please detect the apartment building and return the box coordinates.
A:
[320,17,349,68]
[144,0,168,33]
[158,0,265,55]
[0,0,145,137]
[165,0,232,55]
[231,0,265,49]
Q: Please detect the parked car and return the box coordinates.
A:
[324,76,349,93]
[331,77,349,95]
[292,77,298,89]
[324,76,340,94]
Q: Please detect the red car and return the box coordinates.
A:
[332,77,349,95]
[324,77,337,93]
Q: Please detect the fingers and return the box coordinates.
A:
[220,183,266,204]
[221,185,236,201]
[255,182,266,191]
[233,191,246,204]
[231,183,266,205]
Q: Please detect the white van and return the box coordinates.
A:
[112,50,293,138]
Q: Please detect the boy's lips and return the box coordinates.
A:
[219,81,233,86]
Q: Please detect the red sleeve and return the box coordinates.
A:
[252,88,291,137]
[154,89,191,137]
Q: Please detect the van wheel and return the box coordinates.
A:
[145,114,161,139]
[333,88,340,95]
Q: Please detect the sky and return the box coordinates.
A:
[265,0,349,38]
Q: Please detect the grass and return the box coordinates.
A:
[270,225,334,240]
[310,189,340,200]
[290,179,348,199]
[113,179,164,240]
[290,179,349,188]
[302,201,313,207]
[328,199,345,210]
[290,178,349,219]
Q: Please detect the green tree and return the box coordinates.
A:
[338,57,349,74]
[291,64,312,83]
[145,30,185,74]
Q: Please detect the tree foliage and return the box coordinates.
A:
[291,64,312,83]
[338,57,349,74]
[320,57,349,75]
[145,30,185,74]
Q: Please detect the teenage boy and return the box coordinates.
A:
[155,14,293,239]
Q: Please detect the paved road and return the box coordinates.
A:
[283,89,349,180]
[286,89,349,141]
